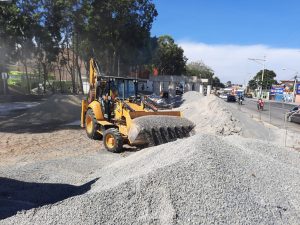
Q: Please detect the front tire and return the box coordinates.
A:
[103,128,123,153]
[85,109,101,140]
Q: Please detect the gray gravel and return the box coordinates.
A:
[128,115,195,145]
[2,92,300,225]
[177,92,242,136]
[2,134,300,225]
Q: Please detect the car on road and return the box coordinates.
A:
[286,105,300,124]
[227,95,236,102]
[219,93,228,99]
[290,105,299,112]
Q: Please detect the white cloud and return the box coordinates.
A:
[179,41,300,84]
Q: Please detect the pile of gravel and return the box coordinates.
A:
[178,91,241,135]
[2,92,299,224]
[2,133,300,225]
[128,115,195,145]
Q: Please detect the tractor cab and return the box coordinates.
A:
[95,77,138,100]
[96,77,139,121]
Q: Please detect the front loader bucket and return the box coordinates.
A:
[128,115,195,146]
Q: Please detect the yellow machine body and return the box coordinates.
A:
[81,58,194,152]
[81,98,183,143]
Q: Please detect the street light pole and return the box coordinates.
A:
[261,56,266,97]
[248,56,266,98]
[282,68,299,102]
[293,74,298,101]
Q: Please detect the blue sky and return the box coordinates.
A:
[151,1,300,82]
[151,0,300,48]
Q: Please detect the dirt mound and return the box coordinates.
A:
[181,90,204,104]
[2,133,300,225]
[8,95,81,125]
[178,92,241,135]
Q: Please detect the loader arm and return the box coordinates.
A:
[81,58,100,127]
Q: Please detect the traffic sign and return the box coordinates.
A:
[1,72,8,79]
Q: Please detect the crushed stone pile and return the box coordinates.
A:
[128,115,195,145]
[2,133,300,225]
[12,94,81,124]
[178,91,241,135]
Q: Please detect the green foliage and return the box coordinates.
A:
[212,76,225,88]
[186,61,214,78]
[186,61,224,87]
[3,1,227,93]
[153,35,187,75]
[0,2,24,70]
[81,0,158,74]
[226,81,232,87]
[248,79,258,90]
[248,69,278,90]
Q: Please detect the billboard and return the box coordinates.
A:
[297,83,300,95]
[270,86,284,95]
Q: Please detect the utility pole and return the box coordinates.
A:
[261,55,266,97]
[248,56,266,98]
[293,74,298,102]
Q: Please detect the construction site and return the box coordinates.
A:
[1,0,300,224]
[0,84,300,224]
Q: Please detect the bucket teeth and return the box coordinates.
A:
[136,125,194,147]
[128,115,195,146]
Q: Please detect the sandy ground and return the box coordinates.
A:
[0,95,134,186]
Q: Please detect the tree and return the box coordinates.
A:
[186,61,225,88]
[15,0,40,93]
[0,1,40,93]
[226,81,232,87]
[153,35,187,75]
[0,2,32,71]
[248,69,278,90]
[212,76,225,88]
[31,0,67,93]
[85,0,158,75]
[1,0,159,94]
[248,79,258,90]
[186,61,214,78]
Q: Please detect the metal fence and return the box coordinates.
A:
[243,100,300,149]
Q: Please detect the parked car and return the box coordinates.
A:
[290,106,299,112]
[227,95,236,102]
[219,94,228,99]
[286,105,300,123]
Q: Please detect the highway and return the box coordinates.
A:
[227,98,300,133]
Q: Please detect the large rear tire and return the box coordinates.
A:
[103,128,123,153]
[85,109,102,140]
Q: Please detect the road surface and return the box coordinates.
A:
[229,98,300,133]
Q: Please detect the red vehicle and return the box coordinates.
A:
[257,98,264,110]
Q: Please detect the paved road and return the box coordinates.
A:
[233,98,300,133]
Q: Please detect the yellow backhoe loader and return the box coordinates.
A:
[81,58,194,152]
